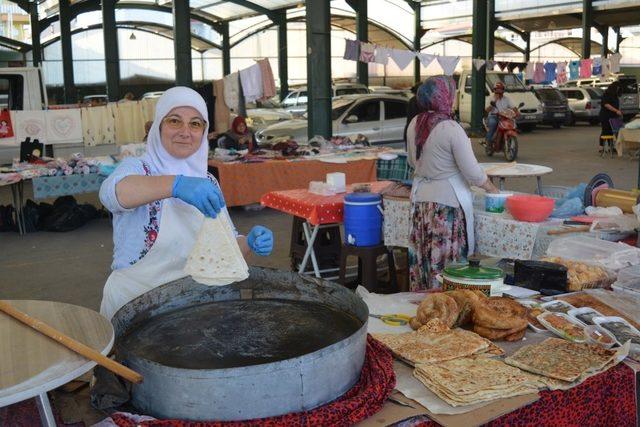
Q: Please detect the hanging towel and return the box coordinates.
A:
[601,57,612,77]
[82,105,115,147]
[223,71,241,112]
[496,61,509,71]
[592,57,602,76]
[437,56,460,75]
[507,62,518,73]
[390,48,416,70]
[140,97,158,123]
[239,63,264,103]
[15,110,47,143]
[417,53,436,68]
[112,101,145,144]
[525,62,535,81]
[534,62,545,83]
[45,109,83,144]
[609,52,621,73]
[509,62,527,73]
[374,46,391,65]
[343,39,360,61]
[569,60,580,80]
[486,60,496,71]
[544,62,557,82]
[556,61,568,85]
[579,59,593,78]
[257,58,277,100]
[472,59,486,71]
[359,42,375,63]
[213,79,231,133]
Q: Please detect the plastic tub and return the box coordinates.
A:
[584,325,616,348]
[537,312,588,342]
[344,192,383,247]
[506,195,555,222]
[485,192,513,213]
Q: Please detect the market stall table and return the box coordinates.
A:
[481,163,553,194]
[208,157,377,207]
[31,173,107,200]
[261,181,392,278]
[616,128,640,157]
[0,300,113,427]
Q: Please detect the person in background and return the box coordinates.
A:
[599,81,623,154]
[485,82,517,145]
[120,92,135,102]
[404,82,423,148]
[407,76,499,290]
[217,116,256,152]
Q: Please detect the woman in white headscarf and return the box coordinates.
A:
[99,87,273,319]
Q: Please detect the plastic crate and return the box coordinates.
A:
[377,153,411,181]
[539,185,570,200]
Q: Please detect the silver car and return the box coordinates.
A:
[281,83,370,116]
[255,94,408,145]
[558,87,602,125]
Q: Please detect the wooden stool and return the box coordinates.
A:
[339,243,398,293]
[600,135,615,158]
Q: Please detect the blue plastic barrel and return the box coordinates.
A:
[344,192,383,246]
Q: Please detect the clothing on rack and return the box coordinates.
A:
[389,48,416,70]
[257,58,277,100]
[533,62,545,83]
[601,57,612,77]
[81,105,116,147]
[112,101,145,145]
[374,46,391,65]
[592,57,602,76]
[544,62,557,82]
[239,63,264,103]
[223,72,241,112]
[525,62,535,80]
[359,42,375,63]
[343,39,360,61]
[418,53,436,68]
[609,53,621,73]
[569,60,580,80]
[579,59,593,78]
[556,62,568,85]
[213,79,231,133]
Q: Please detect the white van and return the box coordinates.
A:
[456,70,543,130]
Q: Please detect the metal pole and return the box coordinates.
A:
[471,0,488,133]
[29,2,41,67]
[355,0,368,86]
[582,0,592,58]
[277,12,289,101]
[59,0,76,103]
[413,2,421,84]
[102,0,120,101]
[615,26,622,53]
[601,26,609,58]
[524,33,531,62]
[306,0,332,140]
[173,0,192,86]
[221,22,231,76]
[487,0,495,60]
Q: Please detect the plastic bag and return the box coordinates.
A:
[40,196,99,232]
[546,235,640,271]
[550,197,584,218]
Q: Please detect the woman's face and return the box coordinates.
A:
[236,122,247,134]
[160,107,206,159]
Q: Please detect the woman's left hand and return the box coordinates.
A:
[247,226,274,256]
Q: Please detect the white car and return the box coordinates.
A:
[281,83,370,116]
[255,94,408,145]
[244,108,293,131]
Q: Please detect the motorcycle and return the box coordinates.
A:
[483,102,525,162]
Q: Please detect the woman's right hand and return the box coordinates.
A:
[172,175,225,218]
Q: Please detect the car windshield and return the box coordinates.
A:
[618,77,638,94]
[536,89,564,102]
[487,73,527,92]
[586,88,603,99]
[336,88,369,96]
[331,99,356,120]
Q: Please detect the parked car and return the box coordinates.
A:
[562,75,638,121]
[255,94,408,145]
[369,85,412,98]
[533,87,569,128]
[82,94,108,106]
[281,83,370,116]
[141,91,165,99]
[243,108,293,131]
[557,87,602,125]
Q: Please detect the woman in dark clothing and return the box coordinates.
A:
[217,116,256,151]
[404,82,424,148]
[599,81,623,154]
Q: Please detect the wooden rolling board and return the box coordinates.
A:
[0,300,113,405]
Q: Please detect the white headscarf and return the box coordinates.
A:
[143,86,209,178]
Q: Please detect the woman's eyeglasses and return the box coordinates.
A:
[163,116,206,132]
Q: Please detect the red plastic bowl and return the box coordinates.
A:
[506,195,555,222]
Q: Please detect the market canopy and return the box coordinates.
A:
[422,34,524,54]
[530,37,610,57]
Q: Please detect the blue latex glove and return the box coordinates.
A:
[247,226,273,256]
[172,175,225,218]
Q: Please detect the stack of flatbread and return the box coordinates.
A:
[504,338,620,384]
[413,357,540,407]
[184,215,249,286]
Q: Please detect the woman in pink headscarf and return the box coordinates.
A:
[406,76,498,290]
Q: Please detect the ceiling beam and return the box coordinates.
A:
[223,0,277,21]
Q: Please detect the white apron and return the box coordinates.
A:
[411,173,475,255]
[100,200,204,320]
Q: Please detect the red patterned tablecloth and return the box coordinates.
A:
[261,181,392,225]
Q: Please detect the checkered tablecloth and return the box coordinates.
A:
[32,173,106,200]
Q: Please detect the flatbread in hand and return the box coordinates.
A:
[184,215,249,286]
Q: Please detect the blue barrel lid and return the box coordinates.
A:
[344,192,381,203]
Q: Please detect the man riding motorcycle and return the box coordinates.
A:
[485,82,518,145]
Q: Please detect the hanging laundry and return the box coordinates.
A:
[437,56,460,76]
[112,101,145,145]
[486,60,496,71]
[556,61,568,85]
[533,62,545,83]
[472,59,486,71]
[592,57,602,76]
[544,62,557,82]
[46,109,83,144]
[389,48,416,70]
[525,62,535,81]
[506,62,518,73]
[223,72,241,112]
[81,105,116,147]
[579,59,593,78]
[609,52,621,73]
[213,79,231,133]
[343,39,359,61]
[140,97,158,123]
[496,61,509,71]
[568,60,580,80]
[0,108,14,139]
[256,58,277,101]
[417,53,436,68]
[373,46,391,65]
[359,42,375,63]
[601,57,612,77]
[15,110,47,143]
[239,63,264,103]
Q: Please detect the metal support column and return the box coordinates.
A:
[615,26,622,53]
[59,0,76,103]
[29,2,41,67]
[102,0,120,101]
[582,0,592,58]
[471,0,488,132]
[306,0,332,140]
[524,33,531,62]
[601,26,609,58]
[276,11,288,101]
[221,22,230,76]
[487,0,495,60]
[413,1,421,84]
[354,0,368,86]
[173,0,192,86]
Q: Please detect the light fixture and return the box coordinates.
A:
[129,32,136,40]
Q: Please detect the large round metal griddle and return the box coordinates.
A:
[112,267,369,421]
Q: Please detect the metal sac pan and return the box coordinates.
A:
[111,267,369,421]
